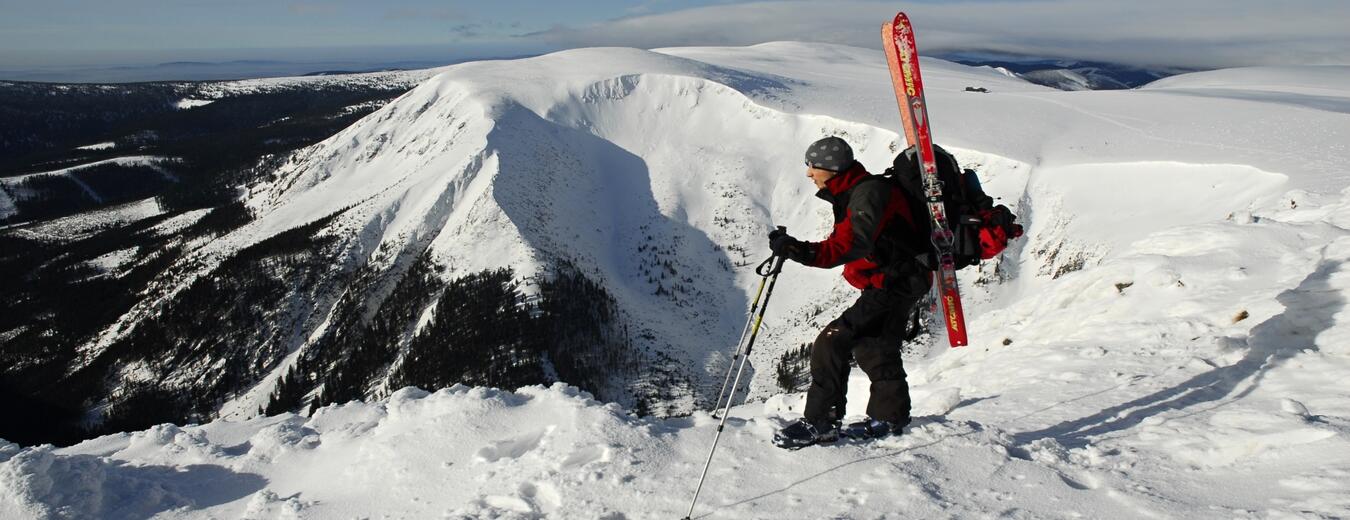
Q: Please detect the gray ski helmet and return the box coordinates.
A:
[805,136,853,172]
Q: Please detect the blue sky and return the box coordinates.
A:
[2,0,1348,79]
[0,1,730,67]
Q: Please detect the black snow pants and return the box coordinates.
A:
[803,287,920,426]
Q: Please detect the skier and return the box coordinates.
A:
[770,136,932,449]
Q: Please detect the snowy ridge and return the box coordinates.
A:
[190,68,439,100]
[74,142,115,151]
[7,42,1350,518]
[0,156,179,215]
[1143,65,1350,94]
[0,185,14,221]
[1141,65,1350,117]
[8,156,178,181]
[3,198,164,240]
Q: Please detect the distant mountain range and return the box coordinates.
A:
[939,52,1199,90]
[7,50,1187,89]
[0,55,535,84]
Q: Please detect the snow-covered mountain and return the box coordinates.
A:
[1019,67,1128,91]
[180,43,1051,419]
[3,43,1350,518]
[942,55,1179,91]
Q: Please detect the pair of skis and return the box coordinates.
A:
[883,12,969,348]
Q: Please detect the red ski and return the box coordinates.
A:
[882,12,969,347]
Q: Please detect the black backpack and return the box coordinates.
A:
[878,145,1014,271]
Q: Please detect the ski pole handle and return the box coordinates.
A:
[756,254,783,276]
[759,226,788,276]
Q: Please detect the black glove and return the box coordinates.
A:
[767,228,815,264]
[769,233,795,256]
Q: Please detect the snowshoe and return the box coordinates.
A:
[773,419,839,450]
[841,417,907,440]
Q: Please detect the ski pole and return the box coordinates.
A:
[709,226,787,418]
[684,248,787,520]
[709,265,771,419]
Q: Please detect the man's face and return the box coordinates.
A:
[807,166,837,190]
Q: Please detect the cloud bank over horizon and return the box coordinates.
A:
[529,0,1350,70]
[2,0,1347,81]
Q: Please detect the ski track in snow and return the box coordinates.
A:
[1000,91,1296,161]
[4,43,1350,519]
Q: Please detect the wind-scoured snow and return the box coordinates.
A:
[74,142,116,151]
[8,156,178,181]
[1141,66,1350,117]
[190,68,438,100]
[173,99,214,110]
[6,42,1350,518]
[0,185,15,221]
[4,198,164,240]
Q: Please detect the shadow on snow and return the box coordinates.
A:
[1012,259,1343,448]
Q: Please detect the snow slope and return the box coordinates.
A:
[2,198,164,240]
[6,43,1350,518]
[1141,65,1350,117]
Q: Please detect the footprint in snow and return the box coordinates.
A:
[472,481,562,517]
[475,427,552,463]
[519,481,562,512]
[559,444,611,471]
[481,494,534,514]
[912,387,963,416]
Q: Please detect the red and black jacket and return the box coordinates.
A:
[795,162,924,291]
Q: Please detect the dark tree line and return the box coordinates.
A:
[0,199,258,446]
[3,163,179,223]
[535,261,640,398]
[0,211,186,445]
[0,209,350,444]
[4,208,648,446]
[1,77,421,445]
[80,211,348,434]
[286,251,450,412]
[387,268,544,394]
[2,73,651,442]
[1,80,413,224]
[264,260,641,419]
[0,81,184,166]
[776,343,811,393]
